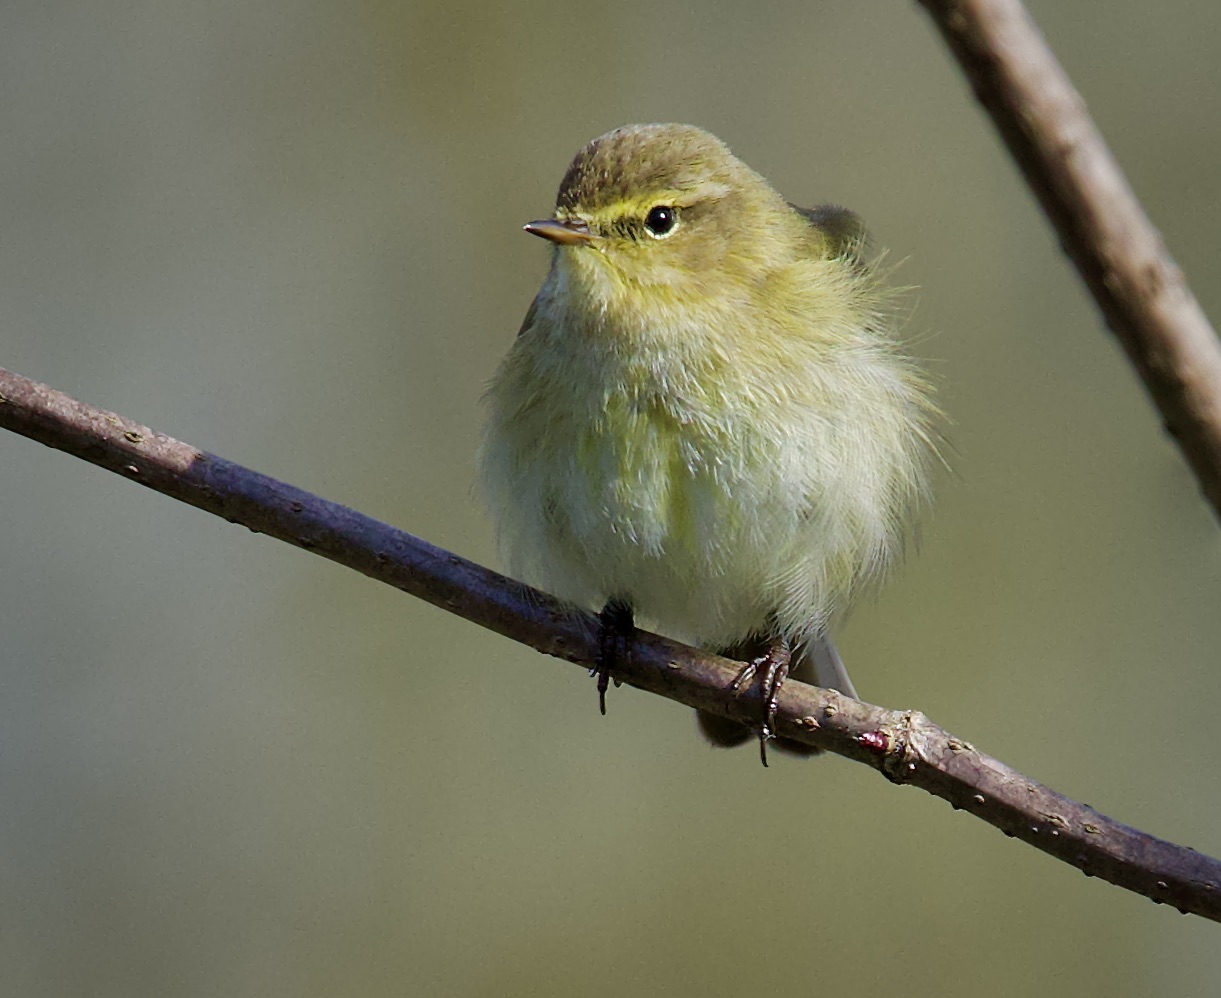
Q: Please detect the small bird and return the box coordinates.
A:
[479,124,935,762]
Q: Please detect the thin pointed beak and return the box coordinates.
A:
[523,218,595,245]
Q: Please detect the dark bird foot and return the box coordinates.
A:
[593,599,634,714]
[729,634,792,767]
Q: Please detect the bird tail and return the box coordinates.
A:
[798,631,858,700]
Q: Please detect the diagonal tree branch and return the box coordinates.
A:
[2,363,1219,920]
[917,0,1221,522]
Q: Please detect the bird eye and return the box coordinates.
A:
[643,205,678,237]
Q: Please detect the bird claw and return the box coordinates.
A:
[595,600,634,715]
[729,636,792,767]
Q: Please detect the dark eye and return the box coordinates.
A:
[644,205,677,237]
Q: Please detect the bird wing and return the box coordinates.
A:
[515,293,541,338]
[790,202,869,264]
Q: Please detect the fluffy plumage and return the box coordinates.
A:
[480,123,935,742]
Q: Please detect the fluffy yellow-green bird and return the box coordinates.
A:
[479,123,935,762]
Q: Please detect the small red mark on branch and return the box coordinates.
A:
[858,730,889,754]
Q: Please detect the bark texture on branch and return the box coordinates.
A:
[2,363,1218,921]
[918,0,1221,522]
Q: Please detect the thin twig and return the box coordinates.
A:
[2,364,1218,920]
[917,0,1221,522]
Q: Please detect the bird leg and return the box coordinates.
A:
[593,599,634,715]
[729,634,792,767]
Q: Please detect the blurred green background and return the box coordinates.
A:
[2,2,1220,995]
